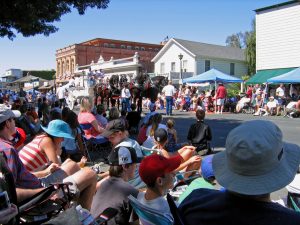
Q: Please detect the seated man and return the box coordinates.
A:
[179,120,300,225]
[0,105,97,210]
[235,94,251,113]
[90,146,140,224]
[263,96,278,116]
[137,154,181,222]
[285,100,300,118]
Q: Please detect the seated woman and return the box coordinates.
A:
[153,128,201,174]
[18,119,96,210]
[253,94,263,116]
[142,113,167,148]
[78,97,104,139]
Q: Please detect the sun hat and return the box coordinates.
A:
[101,119,126,138]
[154,128,168,143]
[0,104,21,124]
[213,120,300,195]
[139,154,182,185]
[108,146,141,166]
[201,155,215,181]
[41,119,74,139]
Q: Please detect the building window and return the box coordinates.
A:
[127,46,132,50]
[171,62,176,72]
[230,63,235,75]
[120,45,126,49]
[183,60,188,72]
[205,60,210,72]
[135,46,140,50]
[141,47,145,51]
[109,44,116,48]
[160,63,165,74]
[103,43,109,47]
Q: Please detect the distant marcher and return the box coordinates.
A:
[215,83,227,114]
[161,80,176,116]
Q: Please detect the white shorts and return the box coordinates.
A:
[217,98,225,106]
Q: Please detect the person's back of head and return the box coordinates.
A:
[62,107,70,121]
[65,111,79,129]
[96,104,105,115]
[213,120,300,197]
[196,109,205,121]
[150,113,162,136]
[130,103,137,111]
[121,110,127,117]
[109,107,120,120]
[166,119,174,129]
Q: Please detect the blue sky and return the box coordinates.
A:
[0,0,285,75]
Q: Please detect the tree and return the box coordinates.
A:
[225,19,256,76]
[245,19,256,76]
[0,0,110,40]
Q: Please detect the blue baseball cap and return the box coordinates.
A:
[201,155,214,180]
[41,119,74,139]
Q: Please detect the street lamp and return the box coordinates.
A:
[178,53,183,85]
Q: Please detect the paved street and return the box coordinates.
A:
[157,110,300,150]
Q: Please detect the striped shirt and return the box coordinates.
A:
[0,139,41,189]
[19,135,49,172]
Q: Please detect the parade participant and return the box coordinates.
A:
[162,80,176,116]
[215,83,227,114]
[56,83,65,108]
[276,83,286,105]
[121,84,131,112]
[179,120,300,225]
[90,145,140,224]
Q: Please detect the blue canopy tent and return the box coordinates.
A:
[183,68,243,84]
[267,67,300,84]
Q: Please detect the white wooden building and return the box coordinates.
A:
[248,0,300,84]
[152,38,247,84]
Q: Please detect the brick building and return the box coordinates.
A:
[55,38,163,79]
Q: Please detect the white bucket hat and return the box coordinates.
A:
[213,120,300,195]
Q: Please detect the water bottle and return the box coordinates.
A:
[76,205,97,225]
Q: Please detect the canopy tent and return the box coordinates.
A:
[267,67,300,84]
[246,68,296,84]
[183,68,243,84]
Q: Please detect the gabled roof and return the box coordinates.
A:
[174,38,245,61]
[255,0,299,13]
[152,38,245,62]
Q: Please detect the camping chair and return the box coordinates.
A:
[18,182,73,225]
[79,123,111,164]
[166,193,185,225]
[128,195,174,225]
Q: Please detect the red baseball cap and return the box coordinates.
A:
[139,154,182,185]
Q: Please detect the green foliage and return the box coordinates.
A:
[23,70,55,80]
[0,0,110,40]
[245,19,256,76]
[226,83,241,98]
[225,19,256,77]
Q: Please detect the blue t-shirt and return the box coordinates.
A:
[179,188,300,225]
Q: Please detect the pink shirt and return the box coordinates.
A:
[78,112,100,138]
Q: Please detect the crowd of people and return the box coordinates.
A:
[0,80,300,225]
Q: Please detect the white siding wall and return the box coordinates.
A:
[154,43,195,75]
[196,57,247,77]
[256,3,300,70]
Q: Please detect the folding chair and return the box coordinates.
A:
[79,123,111,164]
[18,183,73,225]
[128,195,174,225]
[166,193,185,225]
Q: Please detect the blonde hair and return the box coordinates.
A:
[166,119,174,129]
[109,107,120,120]
[80,97,92,113]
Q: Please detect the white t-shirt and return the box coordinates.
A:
[137,192,173,222]
[57,87,65,99]
[162,85,176,97]
[276,87,285,97]
[267,100,278,108]
[286,102,297,109]
[121,88,131,98]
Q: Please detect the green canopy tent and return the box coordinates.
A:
[246,68,296,84]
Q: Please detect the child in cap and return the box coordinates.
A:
[90,146,140,224]
[138,154,182,222]
[153,128,201,173]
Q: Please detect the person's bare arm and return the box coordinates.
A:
[40,137,61,165]
[16,187,45,203]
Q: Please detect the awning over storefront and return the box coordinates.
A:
[246,68,296,84]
